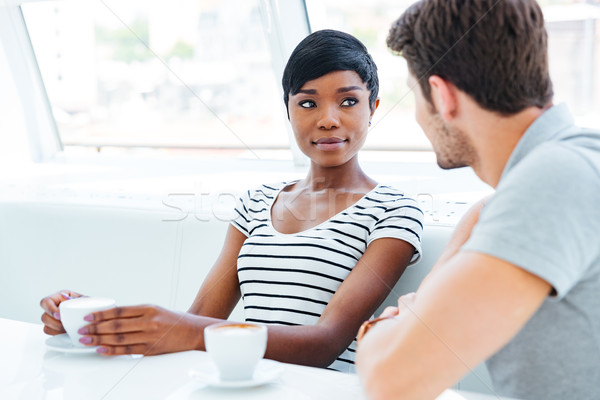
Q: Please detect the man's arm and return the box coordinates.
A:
[356,250,551,400]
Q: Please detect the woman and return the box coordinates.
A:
[40,29,423,372]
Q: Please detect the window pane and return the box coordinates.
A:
[544,1,600,127]
[0,37,30,161]
[22,0,290,151]
[306,0,600,150]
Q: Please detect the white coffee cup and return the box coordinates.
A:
[204,322,267,381]
[59,297,116,347]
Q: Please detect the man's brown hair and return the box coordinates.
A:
[387,0,553,115]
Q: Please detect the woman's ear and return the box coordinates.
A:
[428,76,457,122]
[370,98,380,118]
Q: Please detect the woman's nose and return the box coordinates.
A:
[317,106,340,129]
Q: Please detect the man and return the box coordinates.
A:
[355,1,600,399]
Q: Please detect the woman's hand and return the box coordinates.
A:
[40,290,84,335]
[79,305,202,356]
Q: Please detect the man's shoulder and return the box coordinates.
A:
[559,128,600,171]
[491,133,600,223]
[515,135,600,183]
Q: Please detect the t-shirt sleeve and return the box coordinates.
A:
[463,144,600,298]
[230,190,251,237]
[368,197,424,265]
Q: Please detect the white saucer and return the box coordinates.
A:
[45,334,98,354]
[189,359,284,388]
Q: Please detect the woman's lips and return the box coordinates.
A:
[313,137,347,151]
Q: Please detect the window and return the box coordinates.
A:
[544,1,600,126]
[20,0,600,156]
[22,0,291,154]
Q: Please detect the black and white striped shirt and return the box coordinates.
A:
[231,181,423,372]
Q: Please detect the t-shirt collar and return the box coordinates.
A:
[500,103,574,183]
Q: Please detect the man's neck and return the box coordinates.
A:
[467,105,549,188]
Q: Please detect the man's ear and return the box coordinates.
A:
[428,75,457,122]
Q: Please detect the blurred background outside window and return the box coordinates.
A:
[22,0,600,157]
[23,0,289,155]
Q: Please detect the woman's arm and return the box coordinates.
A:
[356,196,492,340]
[260,237,416,367]
[187,225,246,318]
[82,231,416,365]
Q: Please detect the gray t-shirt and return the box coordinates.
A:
[463,104,600,400]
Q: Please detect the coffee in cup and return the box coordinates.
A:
[204,322,267,381]
[59,297,116,347]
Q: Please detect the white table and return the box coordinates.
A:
[0,318,511,400]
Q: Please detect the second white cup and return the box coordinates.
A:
[59,297,116,347]
[204,322,267,381]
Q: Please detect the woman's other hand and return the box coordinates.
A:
[40,290,84,335]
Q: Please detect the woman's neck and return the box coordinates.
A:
[299,158,377,193]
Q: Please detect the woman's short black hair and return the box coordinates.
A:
[282,29,379,114]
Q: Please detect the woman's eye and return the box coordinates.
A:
[341,98,358,107]
[299,100,316,108]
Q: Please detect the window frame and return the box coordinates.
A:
[0,0,62,162]
[1,0,311,164]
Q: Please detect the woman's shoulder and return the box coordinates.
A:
[357,184,423,219]
[239,180,297,202]
[365,184,418,205]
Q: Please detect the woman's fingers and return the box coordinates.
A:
[41,312,65,333]
[40,290,84,326]
[78,305,188,355]
[83,324,172,356]
[42,324,66,336]
[86,305,149,323]
[40,292,63,317]
[83,331,149,347]
[83,315,145,335]
[67,304,191,356]
[40,292,74,334]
